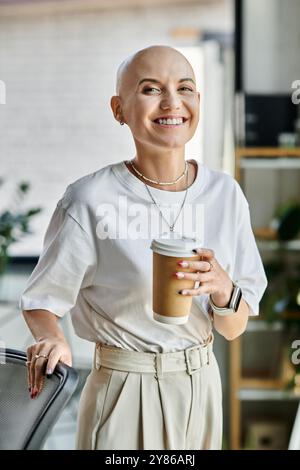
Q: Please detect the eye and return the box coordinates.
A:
[143,87,161,94]
[179,86,194,92]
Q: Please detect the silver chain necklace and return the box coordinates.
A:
[143,162,189,233]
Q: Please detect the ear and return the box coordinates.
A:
[110,95,124,123]
[197,92,200,102]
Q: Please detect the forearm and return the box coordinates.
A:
[22,309,66,342]
[212,298,249,341]
[23,309,72,397]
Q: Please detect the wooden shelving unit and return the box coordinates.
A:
[235,147,300,181]
[230,147,300,450]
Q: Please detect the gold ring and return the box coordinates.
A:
[35,354,48,360]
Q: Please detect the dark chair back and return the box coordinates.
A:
[0,348,78,450]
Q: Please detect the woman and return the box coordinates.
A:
[20,45,267,450]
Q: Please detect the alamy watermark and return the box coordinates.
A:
[291,339,300,365]
[0,80,6,104]
[291,79,300,105]
[95,197,204,241]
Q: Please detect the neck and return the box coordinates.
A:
[130,146,189,191]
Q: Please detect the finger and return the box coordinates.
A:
[177,260,211,271]
[193,248,215,260]
[31,349,50,396]
[26,367,31,393]
[30,358,36,397]
[59,354,72,368]
[37,375,45,396]
[26,347,33,392]
[179,283,214,296]
[174,271,213,282]
[46,350,64,377]
[29,349,38,396]
[29,347,40,396]
[33,356,48,396]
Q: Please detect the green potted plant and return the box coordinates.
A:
[271,199,300,241]
[260,198,300,325]
[261,260,300,325]
[0,179,42,275]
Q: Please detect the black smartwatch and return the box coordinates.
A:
[209,283,242,316]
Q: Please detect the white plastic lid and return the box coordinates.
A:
[150,235,202,257]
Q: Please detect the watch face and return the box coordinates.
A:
[231,286,242,312]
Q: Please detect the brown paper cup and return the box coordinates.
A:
[151,237,202,325]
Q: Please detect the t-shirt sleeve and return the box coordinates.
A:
[232,182,268,316]
[19,197,96,317]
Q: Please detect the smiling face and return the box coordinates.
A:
[111,46,200,152]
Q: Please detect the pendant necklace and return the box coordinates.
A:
[143,162,189,233]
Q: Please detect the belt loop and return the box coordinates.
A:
[208,342,212,364]
[94,344,101,370]
[155,353,163,380]
[203,334,213,366]
[201,344,210,366]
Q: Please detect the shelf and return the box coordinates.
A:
[253,227,300,250]
[246,320,283,332]
[231,146,300,449]
[236,147,300,158]
[254,227,277,240]
[257,239,300,251]
[238,388,300,401]
[246,318,300,332]
[239,378,284,390]
[235,147,300,180]
[240,158,300,170]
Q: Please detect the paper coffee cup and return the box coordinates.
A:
[150,236,202,325]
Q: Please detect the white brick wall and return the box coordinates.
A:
[0,1,233,255]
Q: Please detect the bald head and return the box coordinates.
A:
[115,45,196,97]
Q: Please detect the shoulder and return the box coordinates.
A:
[60,161,121,208]
[56,162,122,231]
[204,165,242,194]
[201,164,249,212]
[65,162,120,202]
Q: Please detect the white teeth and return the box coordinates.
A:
[157,118,184,125]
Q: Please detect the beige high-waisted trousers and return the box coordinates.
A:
[76,336,222,450]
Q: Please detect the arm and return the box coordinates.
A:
[23,309,72,399]
[211,298,249,341]
[20,189,96,398]
[176,248,250,341]
[206,274,250,340]
[23,308,66,342]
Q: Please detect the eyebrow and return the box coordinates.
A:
[138,77,196,86]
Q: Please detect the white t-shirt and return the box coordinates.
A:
[19,160,267,353]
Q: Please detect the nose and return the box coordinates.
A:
[160,90,181,111]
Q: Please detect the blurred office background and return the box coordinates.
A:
[0,0,300,450]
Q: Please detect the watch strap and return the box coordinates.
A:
[229,283,242,311]
[209,283,242,316]
[208,297,235,316]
